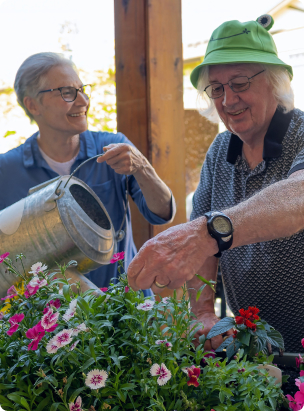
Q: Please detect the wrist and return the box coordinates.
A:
[191,216,219,257]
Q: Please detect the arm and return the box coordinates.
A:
[128,169,304,291]
[97,143,172,220]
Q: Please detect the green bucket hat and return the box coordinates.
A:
[190,14,293,89]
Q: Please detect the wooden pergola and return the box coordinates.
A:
[114,0,186,254]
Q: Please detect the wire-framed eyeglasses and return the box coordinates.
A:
[204,70,265,99]
[38,84,92,102]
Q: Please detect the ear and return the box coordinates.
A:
[23,96,41,118]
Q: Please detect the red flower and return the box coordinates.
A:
[235,316,244,325]
[0,253,9,263]
[236,306,260,330]
[186,365,201,387]
[233,329,238,339]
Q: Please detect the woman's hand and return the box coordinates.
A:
[97,143,148,175]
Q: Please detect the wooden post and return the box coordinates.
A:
[114,0,186,252]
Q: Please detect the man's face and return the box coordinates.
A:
[34,64,89,136]
[209,64,277,143]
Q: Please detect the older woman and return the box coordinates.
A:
[0,52,175,296]
[128,15,304,352]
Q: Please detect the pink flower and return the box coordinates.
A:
[161,297,170,304]
[300,371,304,377]
[72,323,89,336]
[155,339,172,350]
[7,313,24,336]
[26,322,45,350]
[41,308,59,331]
[69,396,82,411]
[0,312,4,320]
[302,338,304,349]
[100,287,108,292]
[110,251,125,264]
[24,283,39,298]
[46,338,59,354]
[124,286,130,293]
[136,300,155,311]
[296,354,304,368]
[150,363,172,386]
[1,285,18,300]
[70,340,80,351]
[85,369,108,389]
[202,350,216,363]
[63,299,77,322]
[52,329,73,347]
[0,252,9,263]
[47,299,61,309]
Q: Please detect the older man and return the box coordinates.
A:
[128,15,304,353]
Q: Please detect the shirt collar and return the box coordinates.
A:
[226,108,294,165]
[23,130,97,167]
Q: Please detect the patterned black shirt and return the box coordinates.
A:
[191,108,304,353]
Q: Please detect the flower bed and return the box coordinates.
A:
[0,253,292,410]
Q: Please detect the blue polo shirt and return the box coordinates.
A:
[0,130,175,296]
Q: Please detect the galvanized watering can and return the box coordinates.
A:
[0,166,118,298]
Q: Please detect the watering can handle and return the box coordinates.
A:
[63,153,129,243]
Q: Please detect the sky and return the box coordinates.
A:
[0,0,284,85]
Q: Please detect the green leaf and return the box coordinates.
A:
[50,403,61,411]
[4,130,16,138]
[0,394,13,407]
[68,386,86,403]
[206,317,235,339]
[77,296,90,316]
[63,371,76,402]
[266,329,284,350]
[195,274,216,292]
[196,283,206,301]
[89,337,97,362]
[33,396,51,411]
[62,284,71,302]
[79,357,95,372]
[237,331,251,346]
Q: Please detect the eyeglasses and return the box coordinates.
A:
[204,70,265,99]
[38,84,92,102]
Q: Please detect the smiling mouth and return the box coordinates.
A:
[69,112,86,117]
[228,108,247,116]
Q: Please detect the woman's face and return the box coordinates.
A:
[209,64,277,145]
[33,64,89,136]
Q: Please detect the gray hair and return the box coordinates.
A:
[196,63,294,124]
[14,52,76,121]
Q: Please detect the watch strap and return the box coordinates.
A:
[205,211,233,258]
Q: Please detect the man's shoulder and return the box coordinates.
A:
[206,129,231,158]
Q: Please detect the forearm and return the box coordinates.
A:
[133,162,172,220]
[187,256,218,317]
[225,171,304,248]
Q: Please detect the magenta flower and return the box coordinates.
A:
[41,308,59,331]
[150,363,172,386]
[202,350,216,363]
[300,371,304,377]
[48,299,61,309]
[161,297,170,304]
[110,251,125,264]
[100,287,108,292]
[1,285,18,300]
[69,396,82,411]
[155,339,172,350]
[24,283,39,299]
[85,369,108,389]
[26,322,45,350]
[296,354,304,368]
[124,286,130,293]
[302,338,304,349]
[7,313,24,336]
[0,252,9,263]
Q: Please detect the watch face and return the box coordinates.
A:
[213,216,231,234]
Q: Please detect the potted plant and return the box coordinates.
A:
[0,252,289,410]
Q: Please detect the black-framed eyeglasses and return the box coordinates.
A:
[204,70,265,99]
[38,84,92,102]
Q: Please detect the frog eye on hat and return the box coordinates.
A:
[256,14,274,31]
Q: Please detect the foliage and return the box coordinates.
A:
[0,253,286,411]
[207,307,284,362]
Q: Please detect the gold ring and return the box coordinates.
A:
[154,281,168,289]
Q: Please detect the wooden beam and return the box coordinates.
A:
[114,0,186,249]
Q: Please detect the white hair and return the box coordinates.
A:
[14,52,76,121]
[196,63,294,124]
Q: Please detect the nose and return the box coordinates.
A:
[75,89,89,106]
[222,84,239,107]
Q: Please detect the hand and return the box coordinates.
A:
[194,312,234,351]
[127,218,219,292]
[97,143,148,175]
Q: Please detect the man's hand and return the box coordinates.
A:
[128,218,219,292]
[194,312,234,350]
[97,143,148,175]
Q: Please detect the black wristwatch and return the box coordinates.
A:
[204,211,233,257]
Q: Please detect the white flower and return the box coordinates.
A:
[136,300,155,311]
[161,297,170,304]
[29,262,48,276]
[46,339,59,354]
[69,299,78,310]
[72,323,89,336]
[155,339,172,350]
[85,369,108,389]
[41,308,59,330]
[150,363,172,386]
[70,340,80,351]
[69,395,82,411]
[29,277,47,288]
[58,289,63,295]
[63,308,76,322]
[53,329,73,347]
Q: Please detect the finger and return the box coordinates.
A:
[151,275,171,293]
[127,256,147,291]
[97,144,128,163]
[210,334,224,350]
